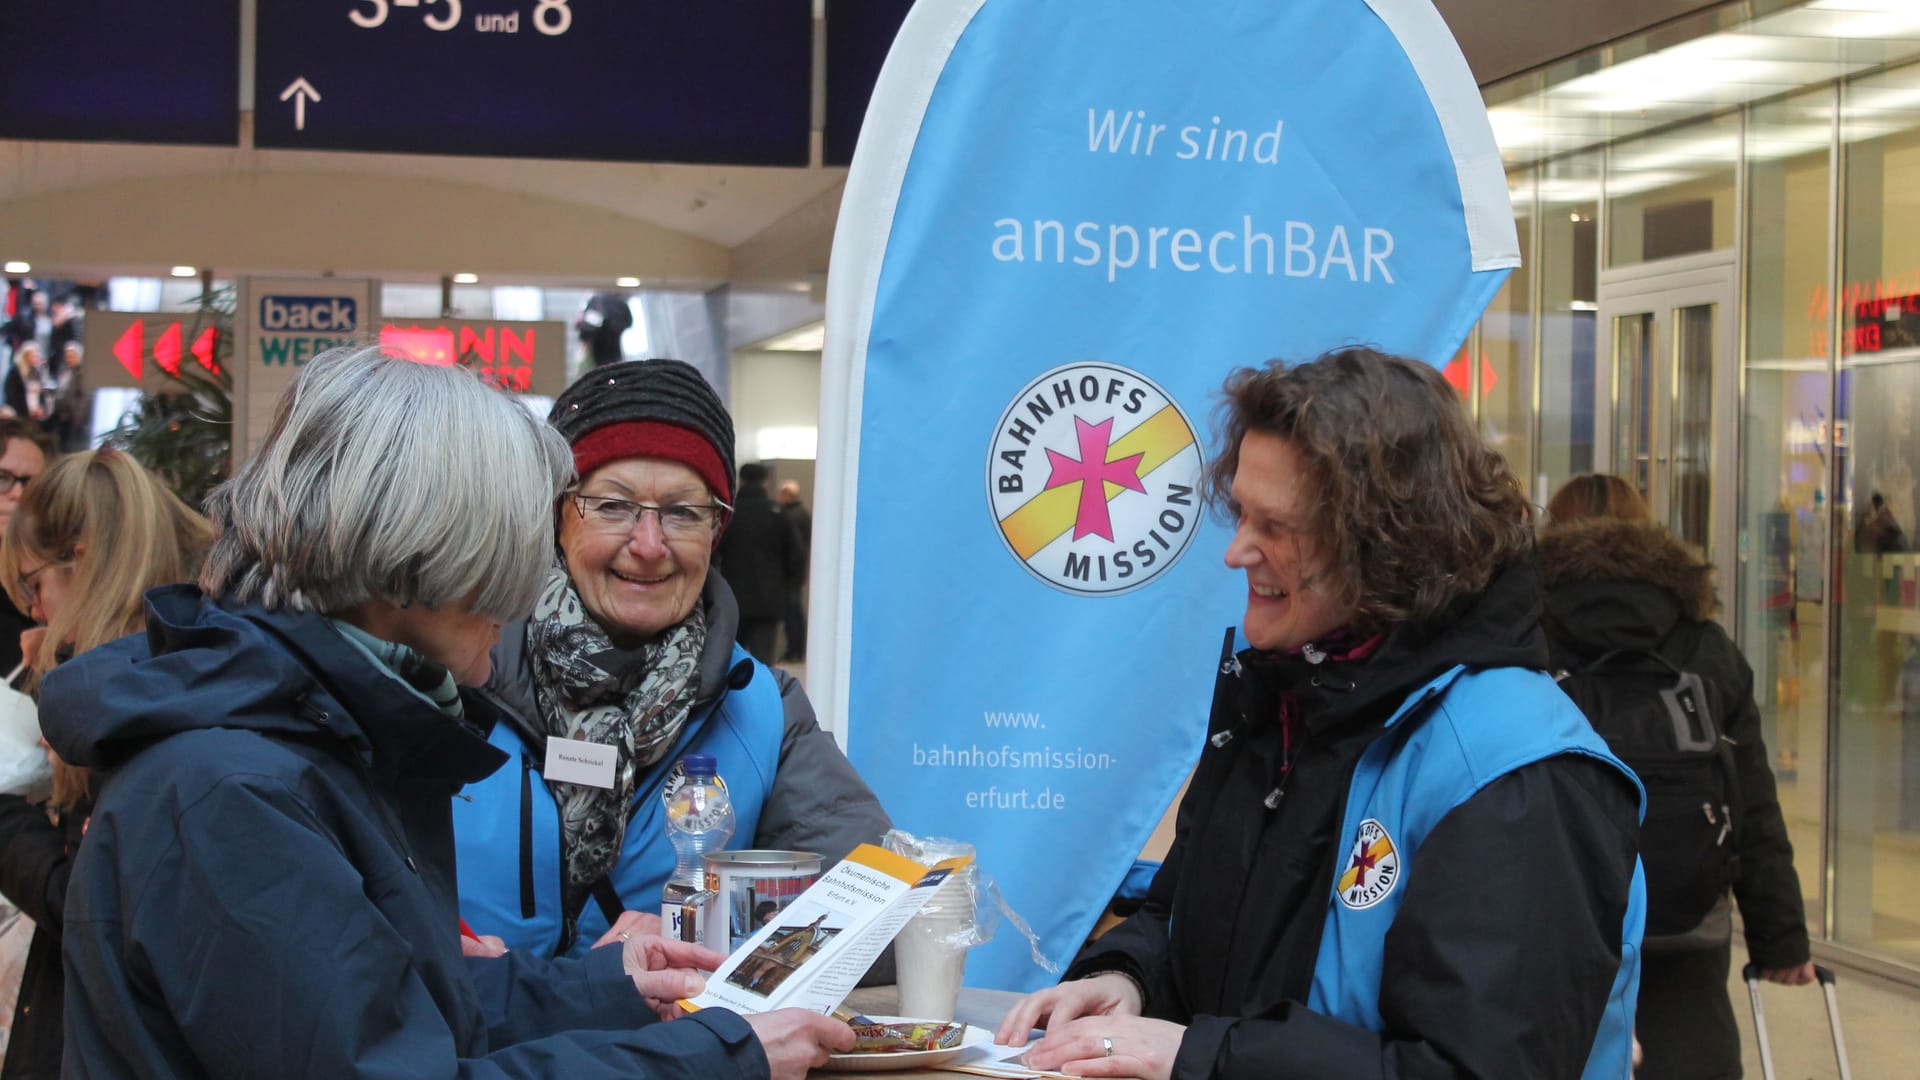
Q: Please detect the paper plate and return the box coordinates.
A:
[823,1016,988,1072]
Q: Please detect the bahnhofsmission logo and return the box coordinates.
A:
[987,361,1204,596]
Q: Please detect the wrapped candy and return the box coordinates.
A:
[847,1019,968,1053]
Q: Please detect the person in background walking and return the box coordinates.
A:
[577,292,635,369]
[50,345,89,454]
[0,420,51,677]
[1541,473,1812,1080]
[3,347,48,426]
[717,464,803,666]
[774,481,810,662]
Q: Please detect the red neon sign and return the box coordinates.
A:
[191,327,220,374]
[379,325,457,365]
[113,321,145,380]
[110,319,219,380]
[153,322,183,376]
[379,322,536,392]
[1442,348,1498,398]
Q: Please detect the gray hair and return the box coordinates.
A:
[201,344,573,621]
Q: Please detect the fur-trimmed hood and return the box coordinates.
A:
[1538,519,1718,619]
[1538,518,1719,659]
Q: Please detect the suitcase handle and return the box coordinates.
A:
[1742,963,1851,1080]
[1740,962,1837,986]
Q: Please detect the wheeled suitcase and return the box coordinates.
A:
[1742,963,1852,1080]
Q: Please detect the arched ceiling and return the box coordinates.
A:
[0,132,848,287]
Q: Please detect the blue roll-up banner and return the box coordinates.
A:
[815,0,1518,989]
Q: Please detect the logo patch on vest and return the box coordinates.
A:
[1336,818,1400,909]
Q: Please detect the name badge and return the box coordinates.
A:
[545,736,618,789]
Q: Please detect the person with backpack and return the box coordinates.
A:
[1541,473,1813,1080]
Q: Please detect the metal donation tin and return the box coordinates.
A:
[701,849,823,954]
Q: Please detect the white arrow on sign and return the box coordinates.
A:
[279,77,322,131]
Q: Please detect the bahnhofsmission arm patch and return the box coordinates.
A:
[1337,817,1401,910]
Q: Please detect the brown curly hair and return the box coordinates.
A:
[1205,347,1534,626]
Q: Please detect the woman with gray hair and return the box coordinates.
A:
[38,345,853,1078]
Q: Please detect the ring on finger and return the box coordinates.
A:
[1102,1036,1114,1058]
[619,930,632,941]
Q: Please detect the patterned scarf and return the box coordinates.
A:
[525,559,707,927]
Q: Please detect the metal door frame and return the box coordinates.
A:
[1595,250,1739,590]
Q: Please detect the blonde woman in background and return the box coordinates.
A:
[1,346,47,425]
[0,449,212,1080]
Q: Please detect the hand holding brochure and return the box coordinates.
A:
[684,843,972,1015]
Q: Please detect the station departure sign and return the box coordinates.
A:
[824,0,914,166]
[0,0,240,146]
[3,2,911,165]
[253,1,814,165]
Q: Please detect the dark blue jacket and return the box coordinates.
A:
[38,585,768,1079]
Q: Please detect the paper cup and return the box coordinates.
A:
[894,881,972,1021]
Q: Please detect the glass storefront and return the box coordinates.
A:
[1606,111,1739,270]
[1835,59,1920,961]
[1474,172,1535,482]
[1478,40,1920,973]
[1533,152,1600,508]
[1743,88,1837,921]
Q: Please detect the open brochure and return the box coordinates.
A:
[942,1044,1076,1078]
[683,843,972,1016]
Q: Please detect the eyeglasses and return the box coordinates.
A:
[569,493,731,538]
[0,469,32,495]
[17,559,70,607]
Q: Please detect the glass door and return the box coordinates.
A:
[1596,253,1739,608]
[1670,300,1719,552]
[1612,311,1656,505]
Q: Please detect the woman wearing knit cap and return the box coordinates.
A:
[453,358,892,966]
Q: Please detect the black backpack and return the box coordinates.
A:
[1554,647,1742,938]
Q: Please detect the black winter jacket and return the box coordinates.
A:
[1069,559,1642,1078]
[1541,517,1811,968]
[0,794,85,1080]
[39,585,768,1079]
[716,485,804,619]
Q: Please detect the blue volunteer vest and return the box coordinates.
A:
[1305,665,1647,1080]
[452,645,787,957]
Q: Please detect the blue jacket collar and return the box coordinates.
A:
[42,584,505,785]
[1380,665,1467,729]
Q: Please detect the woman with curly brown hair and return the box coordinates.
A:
[1002,347,1647,1080]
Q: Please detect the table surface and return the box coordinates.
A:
[809,986,1027,1078]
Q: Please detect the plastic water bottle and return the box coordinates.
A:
[660,753,734,944]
